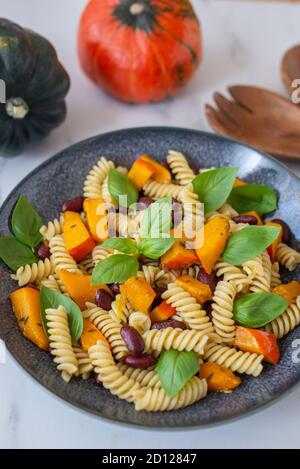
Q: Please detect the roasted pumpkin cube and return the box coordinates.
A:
[83,198,108,243]
[128,158,156,190]
[140,154,171,184]
[161,240,198,270]
[124,277,156,313]
[150,300,176,322]
[272,280,300,304]
[63,211,96,261]
[196,216,230,274]
[200,362,241,392]
[175,275,212,304]
[80,318,107,352]
[235,326,279,365]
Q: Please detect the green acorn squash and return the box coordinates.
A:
[0,18,70,157]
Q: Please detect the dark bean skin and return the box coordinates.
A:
[151,287,165,309]
[121,325,145,356]
[26,283,39,291]
[138,197,155,208]
[95,289,113,311]
[61,196,84,213]
[232,215,258,225]
[271,218,292,245]
[151,320,187,331]
[36,242,51,260]
[109,283,120,296]
[197,268,217,294]
[123,354,157,369]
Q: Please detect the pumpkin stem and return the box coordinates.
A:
[130,3,145,15]
[6,97,29,119]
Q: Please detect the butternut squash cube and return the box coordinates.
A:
[83,198,108,243]
[124,277,156,313]
[63,211,96,261]
[196,216,230,274]
[175,275,212,304]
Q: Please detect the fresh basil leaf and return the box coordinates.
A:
[0,236,38,271]
[139,197,172,238]
[92,254,138,284]
[108,169,138,208]
[233,292,289,328]
[11,195,43,248]
[156,349,199,398]
[138,237,175,260]
[228,184,277,214]
[222,225,280,265]
[101,238,138,254]
[40,287,83,345]
[193,167,238,214]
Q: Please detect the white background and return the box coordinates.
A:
[1,0,300,449]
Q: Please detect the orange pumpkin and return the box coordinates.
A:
[78,0,202,104]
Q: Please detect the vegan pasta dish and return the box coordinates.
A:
[1,150,300,413]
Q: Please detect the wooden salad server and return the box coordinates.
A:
[281,44,300,99]
[205,85,300,160]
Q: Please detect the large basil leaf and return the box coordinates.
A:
[108,169,138,208]
[0,236,38,271]
[101,238,138,254]
[40,286,83,345]
[138,237,175,259]
[11,195,43,248]
[92,254,138,284]
[233,292,289,328]
[222,225,280,265]
[156,349,200,397]
[139,197,172,238]
[193,167,238,214]
[228,184,277,214]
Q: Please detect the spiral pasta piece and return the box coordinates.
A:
[167,150,195,186]
[276,243,300,271]
[110,295,132,324]
[92,245,111,266]
[161,283,216,336]
[128,311,151,335]
[211,281,237,344]
[89,340,140,402]
[137,265,166,286]
[83,157,115,199]
[49,235,82,274]
[249,251,271,293]
[215,261,249,293]
[178,184,204,244]
[74,347,93,379]
[229,221,249,234]
[117,363,161,389]
[143,328,209,355]
[218,203,239,219]
[102,175,116,207]
[11,258,55,287]
[271,262,281,288]
[78,255,94,274]
[84,303,128,360]
[39,274,61,292]
[181,265,201,278]
[242,255,264,279]
[143,180,182,199]
[133,376,207,412]
[46,306,78,382]
[204,343,263,377]
[40,215,64,241]
[265,297,300,338]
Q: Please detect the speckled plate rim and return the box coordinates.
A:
[1,126,300,429]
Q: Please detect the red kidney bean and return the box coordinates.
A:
[123,354,157,369]
[271,218,292,245]
[151,320,187,330]
[151,287,165,309]
[205,301,213,320]
[61,196,84,213]
[232,215,258,225]
[36,242,51,260]
[138,197,155,208]
[95,289,113,311]
[191,166,199,175]
[197,268,217,294]
[121,325,145,356]
[26,283,39,291]
[109,283,120,296]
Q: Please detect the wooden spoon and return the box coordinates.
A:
[206,85,300,159]
[281,44,300,100]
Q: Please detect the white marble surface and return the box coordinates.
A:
[1,0,300,449]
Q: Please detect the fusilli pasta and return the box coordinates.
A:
[39,274,61,292]
[143,328,209,355]
[265,296,300,338]
[110,295,132,324]
[117,363,161,389]
[143,180,182,199]
[11,258,54,287]
[128,311,151,335]
[211,280,237,344]
[271,261,281,288]
[92,245,111,266]
[40,215,64,241]
[167,150,195,186]
[83,157,115,199]
[49,234,82,274]
[249,251,271,292]
[74,347,93,379]
[276,243,300,271]
[215,261,249,293]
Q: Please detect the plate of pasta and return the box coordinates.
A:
[0,127,300,427]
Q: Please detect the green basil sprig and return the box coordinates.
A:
[108,169,138,207]
[40,287,83,345]
[0,237,38,271]
[228,184,277,214]
[192,167,238,214]
[92,254,139,284]
[222,225,280,265]
[156,349,200,397]
[233,292,289,328]
[101,238,138,254]
[11,195,43,248]
[138,237,175,259]
[139,197,172,238]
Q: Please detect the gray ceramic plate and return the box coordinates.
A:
[1,127,300,428]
